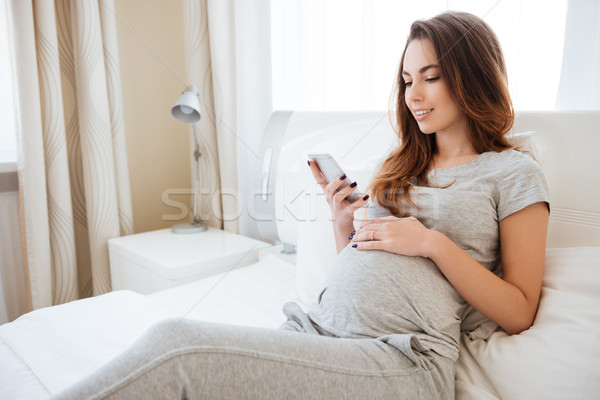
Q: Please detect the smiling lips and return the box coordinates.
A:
[414,108,434,121]
[415,109,433,116]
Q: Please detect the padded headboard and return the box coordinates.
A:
[254,111,600,249]
[509,111,600,247]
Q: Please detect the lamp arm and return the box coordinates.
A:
[192,124,201,160]
[192,124,201,222]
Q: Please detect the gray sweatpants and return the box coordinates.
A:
[52,318,455,400]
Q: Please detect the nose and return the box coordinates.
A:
[406,80,423,105]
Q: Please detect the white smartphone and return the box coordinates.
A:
[307,152,364,203]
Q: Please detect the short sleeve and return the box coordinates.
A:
[497,152,550,221]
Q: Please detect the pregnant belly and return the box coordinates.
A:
[309,245,465,341]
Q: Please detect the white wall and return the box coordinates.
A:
[115,0,192,234]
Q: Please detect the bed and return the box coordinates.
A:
[1,111,599,400]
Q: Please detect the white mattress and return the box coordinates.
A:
[0,255,300,399]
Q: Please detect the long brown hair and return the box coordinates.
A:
[368,11,514,214]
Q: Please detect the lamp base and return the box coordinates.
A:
[171,221,208,234]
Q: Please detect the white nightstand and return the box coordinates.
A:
[109,227,271,294]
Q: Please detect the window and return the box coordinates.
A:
[0,0,17,169]
[270,0,568,111]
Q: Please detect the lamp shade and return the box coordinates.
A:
[171,85,201,124]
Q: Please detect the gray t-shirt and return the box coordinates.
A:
[284,149,549,361]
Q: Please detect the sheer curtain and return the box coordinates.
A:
[556,0,600,110]
[183,0,239,233]
[270,0,570,112]
[8,0,133,310]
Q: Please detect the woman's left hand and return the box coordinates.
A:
[351,216,434,257]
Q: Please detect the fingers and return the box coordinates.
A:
[332,181,368,205]
[306,159,369,207]
[350,240,381,251]
[307,160,328,189]
[349,193,370,210]
[351,216,421,251]
[357,222,386,233]
[306,159,349,195]
[351,228,380,243]
[358,219,387,231]
[364,216,401,225]
[358,216,416,232]
[350,227,385,251]
[327,174,352,200]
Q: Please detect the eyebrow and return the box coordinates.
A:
[401,64,439,77]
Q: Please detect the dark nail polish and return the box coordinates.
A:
[349,182,357,188]
[307,160,311,166]
[340,174,346,180]
[351,243,358,248]
[362,194,370,201]
[348,231,355,240]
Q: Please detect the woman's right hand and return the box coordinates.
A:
[307,160,369,250]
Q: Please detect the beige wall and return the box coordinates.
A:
[115,0,192,233]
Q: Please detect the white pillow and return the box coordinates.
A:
[542,246,600,301]
[507,130,539,159]
[296,213,336,307]
[456,247,600,400]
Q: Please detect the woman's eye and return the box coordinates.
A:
[426,77,440,82]
[404,81,412,87]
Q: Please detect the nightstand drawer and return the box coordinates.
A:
[109,228,271,294]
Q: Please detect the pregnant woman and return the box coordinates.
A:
[54,11,549,400]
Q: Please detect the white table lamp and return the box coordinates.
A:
[171,85,207,234]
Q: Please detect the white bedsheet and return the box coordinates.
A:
[0,255,299,400]
[3,247,599,400]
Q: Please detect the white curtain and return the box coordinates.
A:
[183,0,239,233]
[9,0,133,310]
[234,0,273,240]
[556,0,600,110]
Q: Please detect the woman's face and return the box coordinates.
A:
[402,39,466,136]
